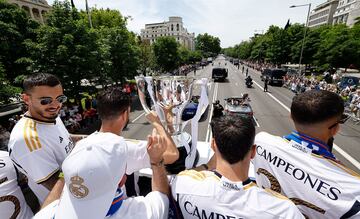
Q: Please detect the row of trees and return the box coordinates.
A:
[223,23,360,71]
[0,0,221,103]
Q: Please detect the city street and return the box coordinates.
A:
[122,56,360,172]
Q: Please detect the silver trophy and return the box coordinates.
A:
[136,76,208,173]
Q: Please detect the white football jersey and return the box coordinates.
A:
[0,151,33,219]
[253,132,360,219]
[171,169,304,219]
[8,116,74,203]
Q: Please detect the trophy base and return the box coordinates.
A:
[165,132,199,174]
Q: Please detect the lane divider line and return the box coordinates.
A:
[131,112,145,123]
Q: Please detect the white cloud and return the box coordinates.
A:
[47,0,326,47]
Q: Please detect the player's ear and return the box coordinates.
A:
[250,145,256,159]
[22,93,30,105]
[120,110,128,123]
[211,138,216,151]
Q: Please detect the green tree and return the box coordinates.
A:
[0,0,39,88]
[188,50,202,63]
[314,24,359,69]
[81,6,140,83]
[152,36,180,73]
[178,46,190,65]
[0,62,22,103]
[27,0,99,98]
[101,27,140,83]
[80,8,127,29]
[195,33,221,57]
[290,25,330,66]
[138,39,155,75]
[263,25,289,64]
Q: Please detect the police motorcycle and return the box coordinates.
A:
[245,76,253,88]
[212,100,224,118]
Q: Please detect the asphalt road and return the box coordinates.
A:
[122,56,360,172]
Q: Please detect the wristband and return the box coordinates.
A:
[150,158,164,167]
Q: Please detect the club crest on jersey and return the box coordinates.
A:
[69,175,89,199]
[59,136,63,143]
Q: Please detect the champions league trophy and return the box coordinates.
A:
[135,76,209,174]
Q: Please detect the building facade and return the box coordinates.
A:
[7,0,51,24]
[308,0,339,28]
[140,16,195,51]
[333,0,360,26]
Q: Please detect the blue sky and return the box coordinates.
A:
[47,0,326,47]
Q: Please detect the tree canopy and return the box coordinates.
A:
[223,22,360,70]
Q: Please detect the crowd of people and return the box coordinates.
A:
[0,72,359,219]
[283,74,360,121]
[59,99,98,133]
[241,60,360,121]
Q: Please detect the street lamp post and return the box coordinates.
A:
[290,3,311,75]
[85,0,93,28]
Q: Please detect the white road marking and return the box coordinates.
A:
[252,78,360,170]
[253,116,260,127]
[131,112,145,123]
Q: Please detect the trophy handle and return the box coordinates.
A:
[135,76,151,114]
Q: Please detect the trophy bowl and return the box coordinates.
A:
[135,75,196,173]
[135,75,194,135]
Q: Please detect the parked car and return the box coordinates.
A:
[212,67,228,81]
[261,69,286,86]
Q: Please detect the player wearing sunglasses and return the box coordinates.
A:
[7,73,84,210]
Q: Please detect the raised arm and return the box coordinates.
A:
[147,129,170,196]
[146,111,179,164]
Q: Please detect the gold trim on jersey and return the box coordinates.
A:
[243,182,257,191]
[125,139,141,144]
[36,168,60,184]
[23,119,42,152]
[264,188,290,201]
[323,156,360,180]
[23,119,33,152]
[178,170,221,181]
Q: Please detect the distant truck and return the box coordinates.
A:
[207,57,213,64]
[233,59,240,66]
[212,67,228,81]
[261,69,286,86]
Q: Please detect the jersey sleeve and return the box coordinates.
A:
[115,191,169,219]
[125,140,150,174]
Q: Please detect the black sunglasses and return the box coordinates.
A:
[39,95,67,105]
[328,114,349,129]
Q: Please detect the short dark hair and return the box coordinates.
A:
[211,115,255,164]
[23,73,61,93]
[96,87,131,120]
[291,90,344,125]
